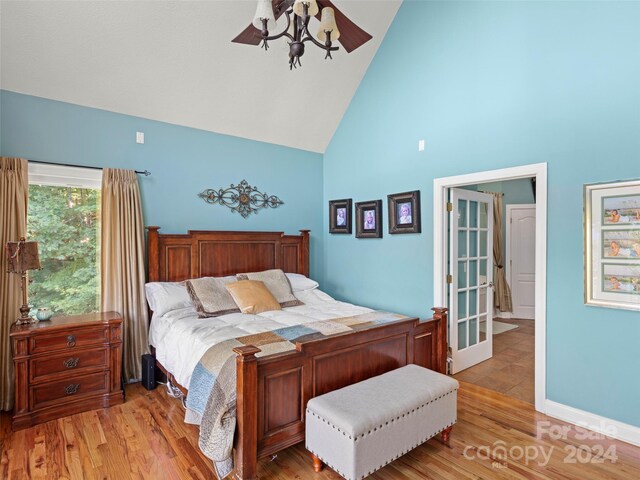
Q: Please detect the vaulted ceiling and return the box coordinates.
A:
[0,1,401,153]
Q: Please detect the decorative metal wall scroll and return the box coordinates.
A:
[198,180,284,218]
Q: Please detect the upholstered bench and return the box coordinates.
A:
[305,364,458,480]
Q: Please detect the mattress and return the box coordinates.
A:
[149,289,373,388]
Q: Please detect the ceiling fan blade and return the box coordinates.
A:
[232,0,294,46]
[316,0,372,53]
[232,24,262,46]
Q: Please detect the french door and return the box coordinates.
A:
[449,189,494,374]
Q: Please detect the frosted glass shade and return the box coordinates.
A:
[253,0,277,30]
[293,0,319,18]
[317,7,340,41]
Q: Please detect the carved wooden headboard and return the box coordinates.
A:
[146,227,310,282]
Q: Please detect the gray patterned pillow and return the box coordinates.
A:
[185,276,240,318]
[236,269,303,308]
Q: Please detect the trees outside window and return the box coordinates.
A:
[27,165,101,316]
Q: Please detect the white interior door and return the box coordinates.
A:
[507,205,536,320]
[449,189,494,374]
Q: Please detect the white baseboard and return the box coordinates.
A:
[494,310,511,319]
[544,400,640,447]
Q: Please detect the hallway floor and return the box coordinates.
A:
[453,317,534,403]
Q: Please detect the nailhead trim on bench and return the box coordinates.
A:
[306,388,458,441]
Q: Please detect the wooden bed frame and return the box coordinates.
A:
[146,227,448,480]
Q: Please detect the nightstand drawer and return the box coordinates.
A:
[30,371,110,411]
[30,347,108,383]
[30,327,109,354]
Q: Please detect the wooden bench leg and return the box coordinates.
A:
[311,453,324,472]
[441,426,453,446]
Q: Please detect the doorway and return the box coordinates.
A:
[433,163,547,412]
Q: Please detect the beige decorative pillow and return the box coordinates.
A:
[225,280,282,315]
[185,276,240,318]
[236,269,303,308]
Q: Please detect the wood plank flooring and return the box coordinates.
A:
[454,318,535,403]
[2,381,639,479]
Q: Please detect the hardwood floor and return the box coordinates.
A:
[454,318,535,403]
[2,380,639,479]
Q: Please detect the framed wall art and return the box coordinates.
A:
[355,200,382,238]
[584,179,640,311]
[329,199,352,234]
[388,190,421,234]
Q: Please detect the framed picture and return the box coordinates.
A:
[584,179,640,311]
[329,199,352,234]
[388,190,421,234]
[355,200,382,238]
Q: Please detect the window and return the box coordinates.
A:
[27,164,102,315]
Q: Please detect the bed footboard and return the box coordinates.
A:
[233,307,448,480]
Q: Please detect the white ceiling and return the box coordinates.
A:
[0,0,401,153]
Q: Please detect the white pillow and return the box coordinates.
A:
[145,282,192,317]
[285,273,319,292]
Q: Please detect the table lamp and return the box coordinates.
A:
[5,238,41,325]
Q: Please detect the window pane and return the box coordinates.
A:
[480,230,488,257]
[458,291,467,319]
[458,230,467,258]
[479,315,487,342]
[469,201,478,227]
[458,321,467,350]
[480,202,488,228]
[458,261,467,289]
[469,260,478,287]
[458,199,467,227]
[28,185,101,316]
[469,230,478,257]
[469,317,478,346]
[479,286,488,314]
[469,288,478,316]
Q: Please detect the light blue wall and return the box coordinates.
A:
[324,1,640,427]
[0,90,324,277]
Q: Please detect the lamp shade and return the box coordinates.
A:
[6,240,40,273]
[317,7,340,42]
[293,0,319,18]
[253,0,277,31]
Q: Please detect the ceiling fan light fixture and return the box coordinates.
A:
[317,7,340,42]
[252,0,277,31]
[293,0,319,18]
[235,0,371,69]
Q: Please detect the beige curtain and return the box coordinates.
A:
[101,168,149,381]
[0,158,29,410]
[491,192,513,313]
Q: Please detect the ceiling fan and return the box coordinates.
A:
[232,0,372,69]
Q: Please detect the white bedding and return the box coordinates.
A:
[149,289,373,388]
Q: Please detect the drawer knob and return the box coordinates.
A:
[63,357,80,369]
[64,384,80,395]
[66,335,76,347]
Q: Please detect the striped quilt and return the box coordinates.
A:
[184,311,408,478]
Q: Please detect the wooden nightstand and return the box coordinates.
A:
[10,311,124,430]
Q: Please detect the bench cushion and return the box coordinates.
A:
[306,364,458,480]
[307,364,458,438]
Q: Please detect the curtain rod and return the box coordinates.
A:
[28,160,151,176]
[478,190,503,196]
